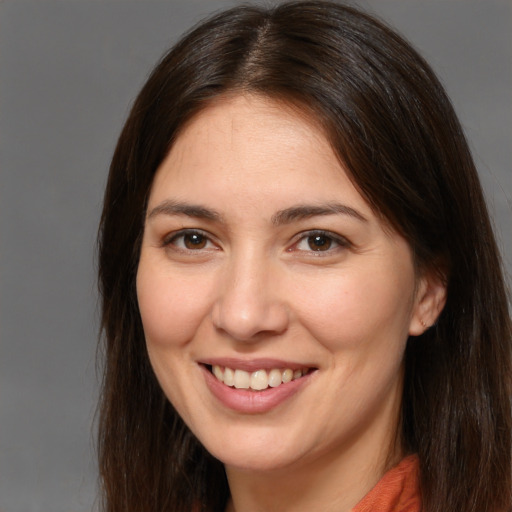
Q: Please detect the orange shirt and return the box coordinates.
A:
[351,455,421,512]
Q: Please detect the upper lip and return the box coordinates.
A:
[199,357,315,372]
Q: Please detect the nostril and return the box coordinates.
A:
[210,288,289,342]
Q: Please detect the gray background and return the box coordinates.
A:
[1,1,510,511]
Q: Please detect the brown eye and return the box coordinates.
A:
[183,233,207,249]
[165,230,214,251]
[307,234,332,251]
[293,230,349,254]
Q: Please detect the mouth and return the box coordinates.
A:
[205,364,316,392]
[200,360,317,413]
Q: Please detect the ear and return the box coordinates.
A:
[408,271,447,336]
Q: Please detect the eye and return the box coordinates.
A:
[164,229,216,251]
[292,230,349,253]
[304,234,333,251]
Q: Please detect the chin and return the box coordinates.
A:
[198,429,305,473]
[218,450,299,473]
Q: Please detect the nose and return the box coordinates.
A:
[211,255,289,342]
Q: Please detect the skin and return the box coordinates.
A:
[136,95,446,511]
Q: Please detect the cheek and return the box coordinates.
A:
[136,263,212,347]
[136,263,214,417]
[294,265,415,351]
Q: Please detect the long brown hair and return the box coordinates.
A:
[97,2,512,511]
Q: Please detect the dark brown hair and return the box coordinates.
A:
[97,2,512,511]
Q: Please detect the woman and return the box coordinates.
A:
[97,2,512,511]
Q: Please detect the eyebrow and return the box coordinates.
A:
[271,203,368,225]
[147,200,223,222]
[147,199,367,224]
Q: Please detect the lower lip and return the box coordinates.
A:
[201,365,313,414]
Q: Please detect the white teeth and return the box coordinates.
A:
[224,367,235,386]
[212,365,223,381]
[282,368,293,383]
[211,365,309,391]
[250,370,268,390]
[268,368,282,387]
[234,369,250,389]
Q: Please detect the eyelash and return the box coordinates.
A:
[163,229,217,252]
[290,230,351,254]
[162,229,351,255]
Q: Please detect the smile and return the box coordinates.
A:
[211,365,310,391]
[201,361,317,413]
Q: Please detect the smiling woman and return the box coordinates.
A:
[97,2,511,512]
[137,95,434,489]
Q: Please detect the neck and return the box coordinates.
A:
[225,420,402,512]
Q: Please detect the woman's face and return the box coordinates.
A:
[137,95,435,473]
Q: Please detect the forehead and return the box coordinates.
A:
[148,94,368,210]
[171,94,332,164]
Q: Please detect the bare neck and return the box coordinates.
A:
[225,425,402,512]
